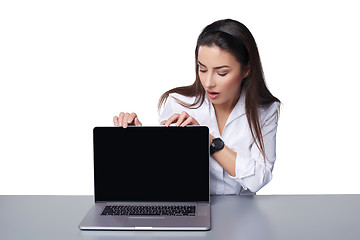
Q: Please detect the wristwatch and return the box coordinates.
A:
[210,138,225,155]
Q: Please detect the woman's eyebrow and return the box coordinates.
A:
[198,61,207,68]
[214,65,230,70]
[198,61,230,69]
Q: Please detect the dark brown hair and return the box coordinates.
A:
[158,19,280,161]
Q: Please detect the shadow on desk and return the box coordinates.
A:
[211,195,274,240]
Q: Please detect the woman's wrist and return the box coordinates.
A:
[209,134,215,145]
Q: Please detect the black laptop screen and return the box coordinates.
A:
[93,126,209,202]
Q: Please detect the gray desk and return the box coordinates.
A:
[1,195,359,240]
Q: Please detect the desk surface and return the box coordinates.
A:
[0,195,359,240]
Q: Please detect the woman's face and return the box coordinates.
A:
[198,45,248,108]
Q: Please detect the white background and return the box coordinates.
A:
[1,0,359,195]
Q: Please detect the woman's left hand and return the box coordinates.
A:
[161,111,200,127]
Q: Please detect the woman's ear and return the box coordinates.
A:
[243,64,250,79]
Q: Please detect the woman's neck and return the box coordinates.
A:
[213,91,241,116]
[212,91,241,136]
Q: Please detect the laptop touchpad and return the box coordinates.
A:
[126,217,166,227]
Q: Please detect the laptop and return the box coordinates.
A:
[79,126,211,230]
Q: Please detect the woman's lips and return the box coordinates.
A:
[207,90,220,99]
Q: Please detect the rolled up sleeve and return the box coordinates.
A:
[229,102,279,193]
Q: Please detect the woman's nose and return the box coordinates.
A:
[204,72,216,89]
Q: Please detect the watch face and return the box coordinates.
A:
[213,138,224,150]
[211,138,224,155]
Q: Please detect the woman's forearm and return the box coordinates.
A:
[209,134,237,177]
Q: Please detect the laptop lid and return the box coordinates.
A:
[93,126,209,203]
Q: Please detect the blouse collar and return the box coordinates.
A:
[205,90,246,125]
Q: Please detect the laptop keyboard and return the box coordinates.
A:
[101,205,196,216]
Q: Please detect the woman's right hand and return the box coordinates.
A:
[113,112,142,128]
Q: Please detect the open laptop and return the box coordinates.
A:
[79,126,211,230]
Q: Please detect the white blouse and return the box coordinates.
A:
[158,91,279,195]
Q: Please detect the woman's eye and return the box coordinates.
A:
[199,69,207,73]
[218,72,228,77]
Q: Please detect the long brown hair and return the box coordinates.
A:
[158,19,280,161]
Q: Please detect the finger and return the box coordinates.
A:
[118,112,125,127]
[164,114,180,127]
[113,116,119,126]
[176,111,189,127]
[123,113,130,128]
[134,117,142,126]
[180,116,199,127]
[127,112,137,125]
[166,114,181,127]
[180,116,193,127]
[161,120,166,125]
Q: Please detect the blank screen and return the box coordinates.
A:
[93,126,209,202]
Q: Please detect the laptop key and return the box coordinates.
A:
[101,205,196,216]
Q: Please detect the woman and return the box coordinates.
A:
[113,19,280,195]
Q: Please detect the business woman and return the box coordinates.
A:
[113,19,281,195]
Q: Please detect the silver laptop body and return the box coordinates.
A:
[79,126,211,230]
